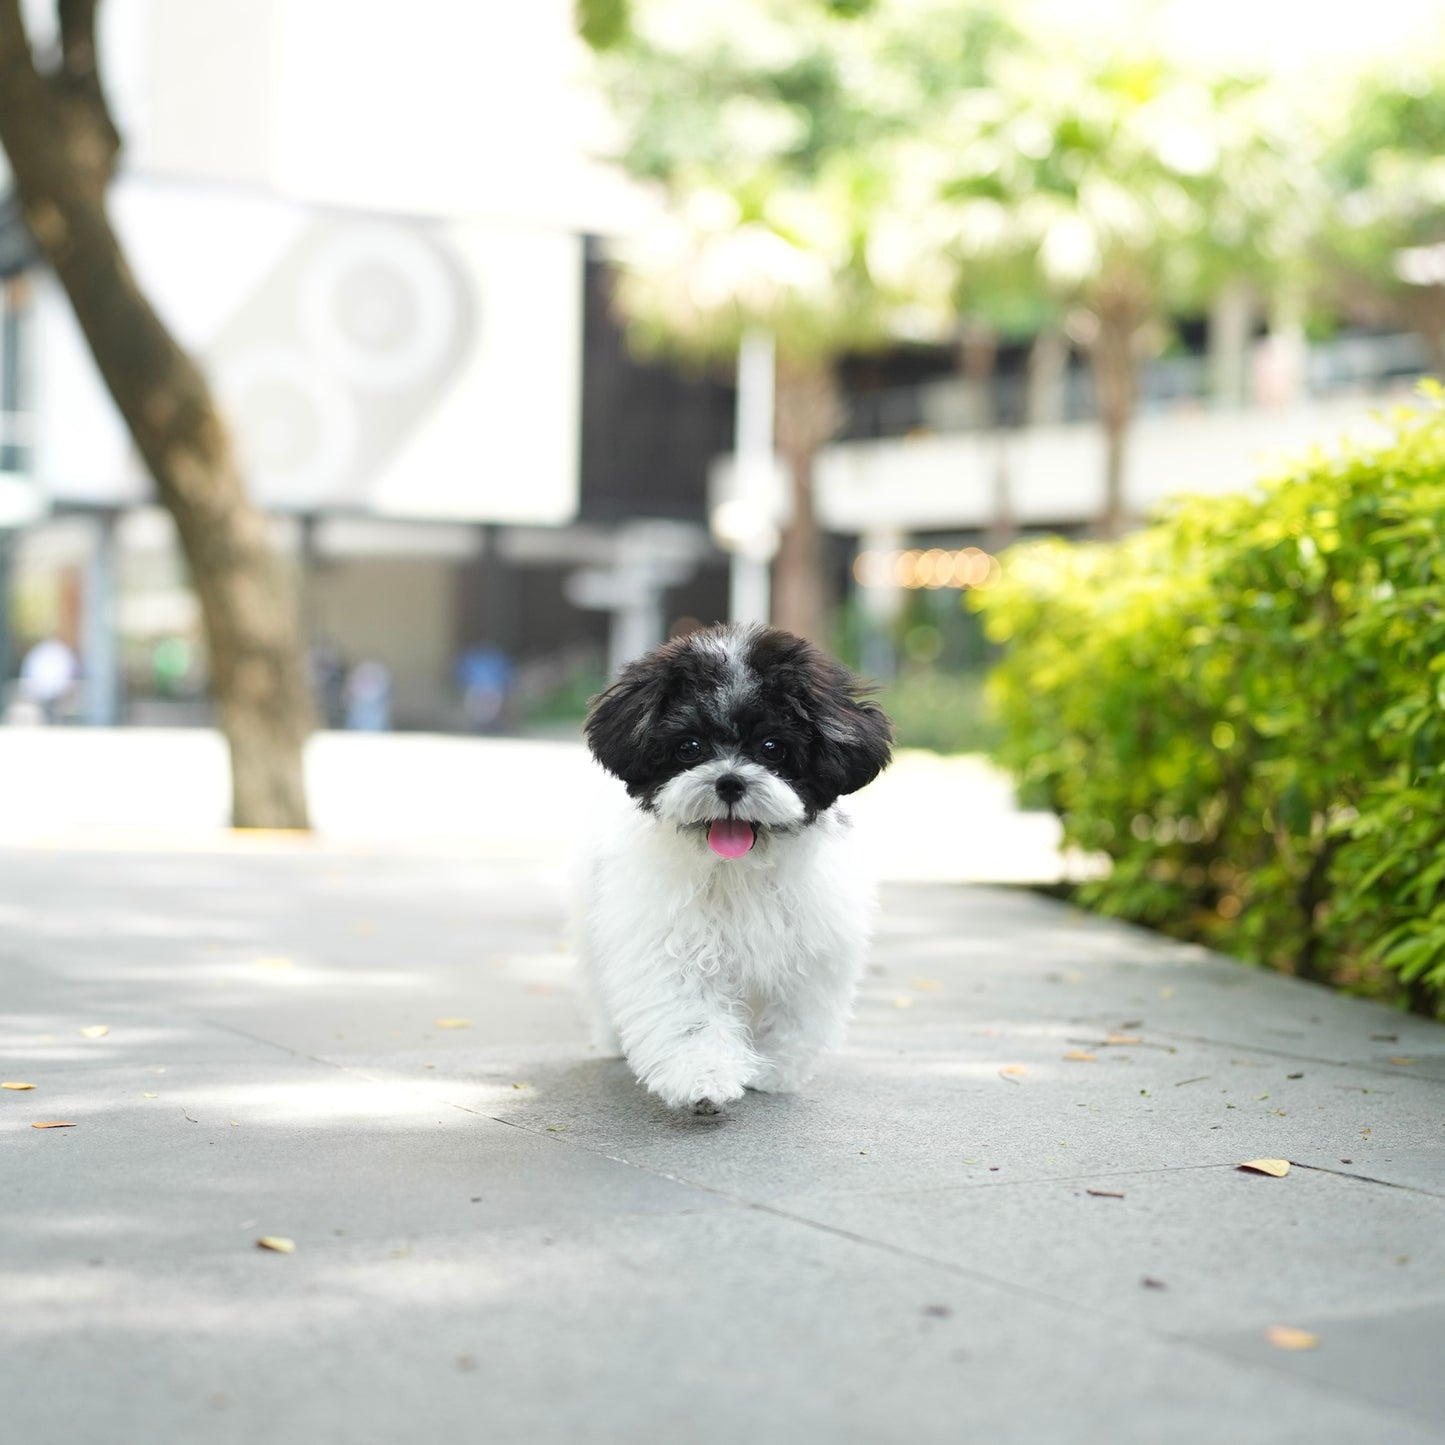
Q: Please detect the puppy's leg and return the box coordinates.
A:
[748,959,858,1094]
[614,972,760,1114]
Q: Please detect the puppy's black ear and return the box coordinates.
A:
[584,660,669,792]
[813,662,893,800]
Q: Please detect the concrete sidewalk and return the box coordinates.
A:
[3,834,1443,1444]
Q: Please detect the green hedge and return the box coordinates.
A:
[971,391,1445,1014]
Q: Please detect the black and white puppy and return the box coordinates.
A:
[577,623,892,1114]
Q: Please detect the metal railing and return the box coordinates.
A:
[839,331,1433,444]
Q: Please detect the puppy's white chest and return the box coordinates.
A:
[662,868,801,988]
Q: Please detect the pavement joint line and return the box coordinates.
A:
[332,1063,1445,1355]
[869,1014,1445,1087]
[21,1062,1433,1436]
[710,1160,1270,1204]
[127,1027,1445,1221]
[199,1016,358,1067]
[1138,1029,1445,1085]
[1288,1160,1445,1202]
[734,1195,1445,1430]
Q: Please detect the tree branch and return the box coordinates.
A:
[57,0,119,159]
[0,0,39,92]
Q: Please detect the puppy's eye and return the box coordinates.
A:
[760,739,785,761]
[675,738,703,762]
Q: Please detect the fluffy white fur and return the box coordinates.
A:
[575,795,876,1113]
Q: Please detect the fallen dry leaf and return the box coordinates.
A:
[434,1018,473,1030]
[998,1065,1027,1081]
[1141,1277,1167,1290]
[256,1236,295,1254]
[1265,1326,1318,1351]
[1086,1189,1125,1199]
[1063,1051,1098,1062]
[2,1082,36,1090]
[891,997,914,1009]
[910,978,942,991]
[1105,1034,1141,1046]
[1238,1158,1291,1177]
[143,1092,158,1099]
[1388,1057,1416,1066]
[31,1121,76,1129]
[182,1108,198,1123]
[79,1025,110,1039]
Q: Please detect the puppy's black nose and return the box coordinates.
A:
[714,774,746,804]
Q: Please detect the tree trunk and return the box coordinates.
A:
[1084,280,1152,540]
[1411,286,1445,380]
[957,320,998,429]
[0,0,312,826]
[771,359,842,643]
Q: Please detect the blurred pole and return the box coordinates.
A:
[83,509,121,725]
[730,329,775,626]
[0,526,12,711]
[858,527,903,683]
[1208,280,1254,409]
[1025,328,1068,427]
[1260,285,1308,408]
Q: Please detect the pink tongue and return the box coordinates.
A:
[707,818,756,859]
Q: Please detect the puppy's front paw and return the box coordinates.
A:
[647,1064,748,1113]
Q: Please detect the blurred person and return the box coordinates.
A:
[310,642,347,729]
[344,659,392,732]
[151,636,193,697]
[20,636,77,724]
[455,641,513,733]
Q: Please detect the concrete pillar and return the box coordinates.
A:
[729,330,776,626]
[82,510,121,726]
[0,527,12,706]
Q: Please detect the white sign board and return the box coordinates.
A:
[32,179,581,525]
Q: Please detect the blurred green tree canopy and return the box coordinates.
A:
[1322,60,1445,371]
[582,0,1445,556]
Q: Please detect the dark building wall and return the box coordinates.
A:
[453,536,608,664]
[578,241,737,525]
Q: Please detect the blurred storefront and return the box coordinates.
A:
[0,0,733,728]
[1,0,1429,728]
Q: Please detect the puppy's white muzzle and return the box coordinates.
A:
[652,755,806,832]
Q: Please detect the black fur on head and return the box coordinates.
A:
[584,623,892,823]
